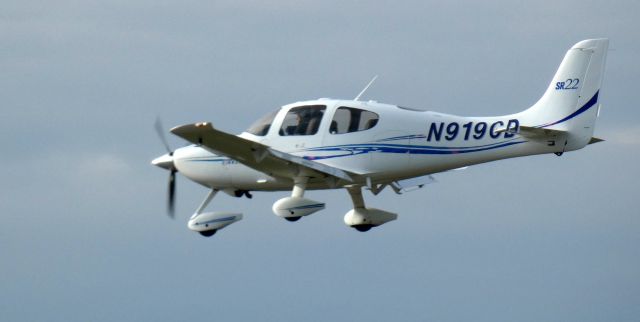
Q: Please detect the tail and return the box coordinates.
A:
[519,38,609,151]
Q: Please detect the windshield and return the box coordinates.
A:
[246,109,279,136]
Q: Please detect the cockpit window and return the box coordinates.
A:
[329,107,379,134]
[279,105,326,136]
[246,109,278,136]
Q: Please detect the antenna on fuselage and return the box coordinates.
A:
[354,75,378,101]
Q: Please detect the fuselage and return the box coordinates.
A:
[171,98,558,191]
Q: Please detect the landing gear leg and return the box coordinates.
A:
[347,186,366,209]
[192,188,219,219]
[284,177,309,221]
[346,186,373,232]
[292,177,308,198]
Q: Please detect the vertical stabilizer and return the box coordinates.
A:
[520,39,608,151]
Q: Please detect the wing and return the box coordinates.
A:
[171,122,355,184]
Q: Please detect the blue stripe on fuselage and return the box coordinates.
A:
[302,140,526,160]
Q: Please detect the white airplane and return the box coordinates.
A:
[152,39,608,237]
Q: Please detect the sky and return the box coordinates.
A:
[1,1,639,321]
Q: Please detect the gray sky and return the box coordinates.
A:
[1,1,639,321]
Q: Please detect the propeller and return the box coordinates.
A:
[154,117,173,155]
[153,117,177,218]
[168,168,176,218]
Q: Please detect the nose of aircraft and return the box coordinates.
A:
[151,153,174,170]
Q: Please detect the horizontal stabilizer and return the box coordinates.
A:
[498,126,568,144]
[517,126,568,140]
[390,175,436,194]
[588,137,604,145]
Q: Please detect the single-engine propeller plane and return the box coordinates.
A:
[152,39,608,237]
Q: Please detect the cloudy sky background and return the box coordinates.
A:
[2,1,639,321]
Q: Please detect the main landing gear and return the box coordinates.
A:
[272,177,398,232]
[344,186,397,232]
[272,177,325,221]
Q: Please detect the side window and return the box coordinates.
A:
[279,105,326,136]
[246,109,279,136]
[330,107,379,134]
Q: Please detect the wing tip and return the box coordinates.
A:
[170,122,214,136]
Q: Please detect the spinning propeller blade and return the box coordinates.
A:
[154,117,173,155]
[168,168,176,218]
[154,117,177,218]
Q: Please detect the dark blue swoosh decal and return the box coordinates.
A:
[536,91,599,128]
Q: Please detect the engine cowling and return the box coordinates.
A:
[344,208,397,231]
[272,197,325,220]
[188,212,242,235]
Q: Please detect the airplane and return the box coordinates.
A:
[152,38,609,237]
